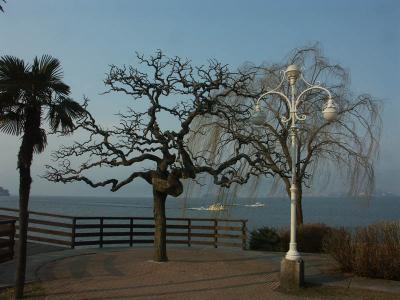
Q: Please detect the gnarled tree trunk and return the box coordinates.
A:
[153,189,168,262]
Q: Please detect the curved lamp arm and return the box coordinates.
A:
[293,85,334,122]
[256,90,292,123]
[252,66,337,126]
[295,85,333,108]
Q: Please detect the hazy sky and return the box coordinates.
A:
[0,0,399,196]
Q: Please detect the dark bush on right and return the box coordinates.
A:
[323,221,400,281]
[249,226,281,251]
[280,223,333,253]
[322,227,353,272]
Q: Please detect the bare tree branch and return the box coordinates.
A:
[187,45,382,224]
[44,51,263,197]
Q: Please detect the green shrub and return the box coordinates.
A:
[323,221,400,281]
[249,226,281,251]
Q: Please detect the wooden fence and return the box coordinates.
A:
[0,207,74,248]
[0,218,16,263]
[0,207,247,250]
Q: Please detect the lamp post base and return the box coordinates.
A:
[280,257,304,290]
[285,243,301,260]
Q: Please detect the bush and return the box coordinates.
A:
[249,227,281,251]
[249,223,333,253]
[323,221,400,281]
[322,227,353,272]
[280,223,333,253]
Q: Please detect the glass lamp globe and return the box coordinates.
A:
[286,64,300,81]
[322,98,338,122]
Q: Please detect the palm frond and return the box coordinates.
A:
[1,54,75,157]
[32,55,70,96]
[47,81,70,98]
[0,56,31,108]
[47,97,86,134]
[0,90,21,110]
[0,55,30,82]
[33,128,47,153]
[0,111,24,135]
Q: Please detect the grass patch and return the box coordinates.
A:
[0,283,45,300]
[276,283,400,299]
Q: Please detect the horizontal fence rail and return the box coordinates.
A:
[0,207,247,250]
[0,207,74,248]
[0,218,16,263]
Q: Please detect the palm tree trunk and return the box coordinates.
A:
[15,113,37,299]
[15,163,31,299]
[153,188,168,262]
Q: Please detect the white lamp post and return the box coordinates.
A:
[251,64,337,288]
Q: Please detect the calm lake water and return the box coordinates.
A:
[0,195,399,231]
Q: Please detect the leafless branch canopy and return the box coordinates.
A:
[45,51,266,196]
[188,46,382,201]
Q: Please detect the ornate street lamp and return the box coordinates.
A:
[251,64,337,288]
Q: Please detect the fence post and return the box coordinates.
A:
[214,220,218,248]
[130,217,134,247]
[187,219,191,247]
[99,217,104,248]
[71,217,76,249]
[241,220,247,250]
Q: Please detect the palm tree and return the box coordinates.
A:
[0,55,85,298]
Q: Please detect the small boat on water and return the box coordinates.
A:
[188,201,264,211]
[207,203,225,211]
[246,202,265,207]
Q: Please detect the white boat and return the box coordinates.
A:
[244,202,265,207]
[207,203,225,211]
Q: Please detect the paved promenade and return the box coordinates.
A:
[1,245,400,299]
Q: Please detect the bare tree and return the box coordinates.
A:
[45,51,264,261]
[0,0,6,13]
[189,46,382,225]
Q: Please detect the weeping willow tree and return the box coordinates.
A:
[186,46,382,225]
